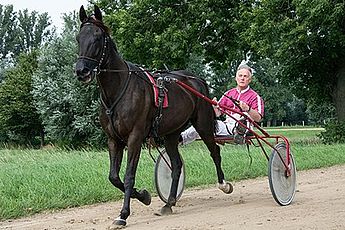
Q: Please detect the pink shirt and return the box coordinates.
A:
[218,86,264,117]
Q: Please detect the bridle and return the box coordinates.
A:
[77,21,132,144]
[77,22,111,80]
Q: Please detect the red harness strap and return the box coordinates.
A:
[141,69,168,108]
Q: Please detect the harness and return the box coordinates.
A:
[99,65,169,145]
[98,62,132,144]
[76,19,191,146]
[151,76,167,138]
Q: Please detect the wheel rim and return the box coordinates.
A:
[154,149,185,203]
[268,143,296,206]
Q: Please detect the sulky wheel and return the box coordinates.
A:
[268,143,297,206]
[154,149,185,203]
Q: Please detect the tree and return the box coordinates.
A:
[96,0,247,70]
[241,0,345,122]
[250,58,294,126]
[0,4,54,146]
[0,4,53,60]
[0,51,43,145]
[0,4,17,82]
[32,12,104,147]
[0,5,17,60]
[16,9,53,54]
[306,100,335,125]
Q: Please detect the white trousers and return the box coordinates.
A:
[181,114,242,145]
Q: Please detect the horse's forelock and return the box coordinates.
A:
[79,16,119,53]
[80,16,111,35]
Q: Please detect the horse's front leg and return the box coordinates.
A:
[108,138,151,206]
[108,138,125,192]
[110,136,150,228]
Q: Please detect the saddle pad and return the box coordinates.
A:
[141,68,168,108]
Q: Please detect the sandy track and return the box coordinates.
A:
[1,164,345,230]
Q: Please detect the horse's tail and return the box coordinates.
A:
[171,70,219,134]
[213,111,219,134]
[199,78,219,134]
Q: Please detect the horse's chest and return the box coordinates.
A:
[100,109,149,135]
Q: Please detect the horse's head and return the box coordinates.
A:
[75,5,108,83]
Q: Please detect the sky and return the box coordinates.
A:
[1,0,89,33]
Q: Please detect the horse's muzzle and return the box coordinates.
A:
[75,61,94,83]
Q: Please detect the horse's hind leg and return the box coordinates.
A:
[160,133,183,215]
[107,138,151,205]
[193,114,233,194]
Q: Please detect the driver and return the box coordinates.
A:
[180,64,264,145]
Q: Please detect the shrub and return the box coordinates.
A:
[319,120,345,144]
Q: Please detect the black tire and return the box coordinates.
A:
[268,143,296,206]
[154,149,185,203]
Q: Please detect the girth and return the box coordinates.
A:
[151,76,167,138]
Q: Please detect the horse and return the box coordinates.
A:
[75,5,232,229]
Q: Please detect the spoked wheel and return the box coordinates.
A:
[268,143,296,206]
[154,148,185,203]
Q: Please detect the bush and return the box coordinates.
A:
[319,120,345,144]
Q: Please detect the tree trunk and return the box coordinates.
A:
[267,120,271,127]
[40,128,45,147]
[334,67,345,122]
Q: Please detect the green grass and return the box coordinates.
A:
[1,127,344,221]
[257,127,324,144]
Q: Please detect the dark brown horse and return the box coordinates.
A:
[75,5,232,229]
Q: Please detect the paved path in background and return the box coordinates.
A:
[264,127,324,131]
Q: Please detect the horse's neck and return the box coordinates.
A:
[98,47,129,106]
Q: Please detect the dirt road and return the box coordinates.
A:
[1,164,345,230]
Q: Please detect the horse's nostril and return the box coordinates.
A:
[82,68,90,74]
[76,69,83,77]
[75,67,90,77]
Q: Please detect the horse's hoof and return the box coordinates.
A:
[108,217,126,229]
[160,205,173,215]
[218,180,233,194]
[138,189,151,205]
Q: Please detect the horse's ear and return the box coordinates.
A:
[94,5,102,21]
[79,5,87,22]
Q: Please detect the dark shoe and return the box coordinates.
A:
[233,133,245,144]
[235,118,247,135]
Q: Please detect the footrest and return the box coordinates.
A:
[214,135,235,145]
[215,135,234,139]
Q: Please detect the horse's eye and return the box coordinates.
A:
[94,28,103,36]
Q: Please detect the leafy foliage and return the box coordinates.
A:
[16,9,53,54]
[0,5,53,146]
[306,101,335,125]
[32,13,104,147]
[0,51,43,145]
[320,120,345,144]
[242,0,345,121]
[96,0,247,70]
[0,5,17,60]
[0,4,53,60]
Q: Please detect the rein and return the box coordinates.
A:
[98,62,132,116]
[97,63,132,145]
